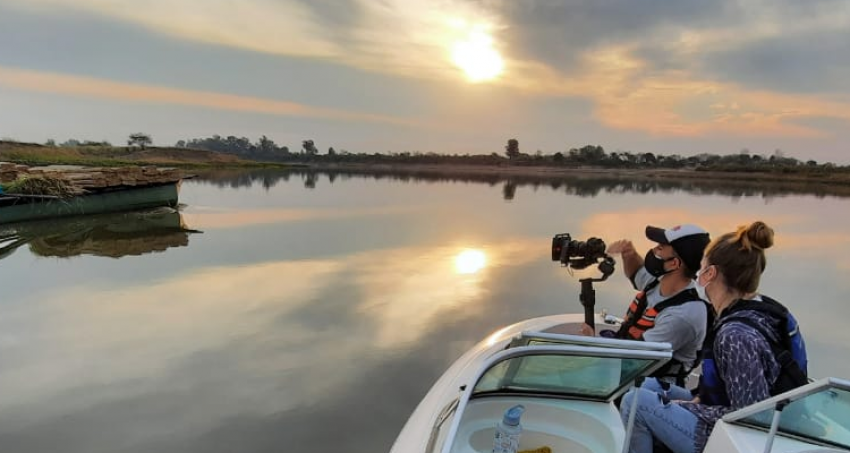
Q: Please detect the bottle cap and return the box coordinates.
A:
[502,405,525,426]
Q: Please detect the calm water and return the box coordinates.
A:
[2,169,850,453]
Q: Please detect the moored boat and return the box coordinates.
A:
[0,181,181,224]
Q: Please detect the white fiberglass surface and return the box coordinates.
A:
[730,380,850,450]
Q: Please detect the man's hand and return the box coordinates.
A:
[580,323,595,336]
[607,239,642,279]
[607,239,635,255]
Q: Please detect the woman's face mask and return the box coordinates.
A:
[695,265,714,301]
[644,249,676,277]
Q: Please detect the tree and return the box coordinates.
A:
[128,133,152,149]
[175,140,187,148]
[505,138,520,160]
[302,140,318,155]
[328,147,336,156]
[640,152,657,165]
[257,135,276,154]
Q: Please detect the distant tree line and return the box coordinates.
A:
[174,135,292,162]
[36,134,849,173]
[172,135,847,173]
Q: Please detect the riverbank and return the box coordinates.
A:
[4,140,848,186]
[0,141,289,169]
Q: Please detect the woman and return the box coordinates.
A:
[619,221,807,453]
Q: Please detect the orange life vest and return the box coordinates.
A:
[616,280,701,340]
[616,280,711,385]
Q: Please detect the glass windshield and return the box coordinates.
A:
[736,386,850,449]
[471,352,660,401]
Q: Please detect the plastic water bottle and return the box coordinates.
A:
[493,404,525,453]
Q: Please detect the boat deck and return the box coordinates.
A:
[449,396,621,453]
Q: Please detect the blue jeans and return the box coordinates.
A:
[641,377,694,401]
[620,379,699,453]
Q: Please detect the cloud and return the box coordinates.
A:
[698,29,850,94]
[0,66,415,125]
[512,46,850,138]
[490,1,850,138]
[3,0,850,142]
[3,0,500,81]
[8,0,343,58]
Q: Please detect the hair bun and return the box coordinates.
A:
[738,221,773,251]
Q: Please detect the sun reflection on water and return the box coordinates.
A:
[455,249,487,274]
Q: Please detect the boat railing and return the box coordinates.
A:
[509,330,673,352]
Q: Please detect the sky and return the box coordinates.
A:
[0,0,849,162]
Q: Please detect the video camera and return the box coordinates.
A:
[551,233,610,271]
[551,233,617,329]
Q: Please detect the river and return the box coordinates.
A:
[1,168,848,453]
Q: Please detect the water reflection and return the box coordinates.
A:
[3,170,850,453]
[192,167,850,200]
[455,249,487,274]
[0,238,539,453]
[0,208,200,260]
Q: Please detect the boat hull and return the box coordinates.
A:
[0,183,179,224]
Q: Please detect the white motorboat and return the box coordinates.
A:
[390,313,850,453]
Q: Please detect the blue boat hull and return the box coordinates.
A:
[0,182,180,224]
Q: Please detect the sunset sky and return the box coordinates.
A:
[1,0,848,162]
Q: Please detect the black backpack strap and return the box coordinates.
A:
[726,298,791,349]
[653,288,701,312]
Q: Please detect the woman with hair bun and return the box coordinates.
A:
[620,221,809,453]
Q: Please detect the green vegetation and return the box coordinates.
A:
[173,135,850,176]
[3,134,849,180]
[2,176,82,197]
[0,138,288,169]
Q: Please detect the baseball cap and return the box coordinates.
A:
[645,224,710,272]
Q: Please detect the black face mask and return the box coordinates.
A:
[644,249,676,277]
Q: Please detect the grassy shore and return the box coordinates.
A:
[0,141,288,169]
[4,141,849,187]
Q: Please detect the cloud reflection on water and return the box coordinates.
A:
[0,236,542,448]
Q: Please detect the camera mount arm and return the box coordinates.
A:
[579,255,616,330]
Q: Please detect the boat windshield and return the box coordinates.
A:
[471,350,664,401]
[725,378,850,450]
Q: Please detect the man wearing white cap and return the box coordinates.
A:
[604,224,712,386]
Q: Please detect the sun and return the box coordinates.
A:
[450,30,504,82]
[455,249,487,274]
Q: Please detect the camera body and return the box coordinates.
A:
[551,233,607,266]
[551,233,616,329]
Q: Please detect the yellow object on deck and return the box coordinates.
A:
[518,447,551,453]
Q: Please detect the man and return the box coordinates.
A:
[604,224,712,386]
